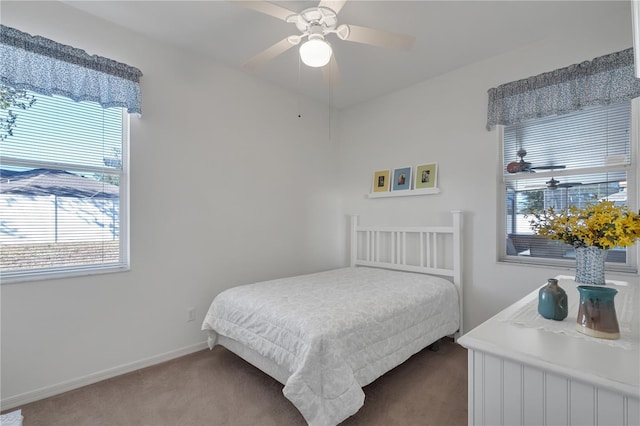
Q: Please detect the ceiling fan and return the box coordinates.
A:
[506,149,567,174]
[545,177,582,190]
[232,0,416,71]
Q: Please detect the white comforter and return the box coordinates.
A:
[201,267,460,426]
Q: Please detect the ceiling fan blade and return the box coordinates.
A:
[229,0,296,21]
[558,182,583,188]
[322,55,341,87]
[319,0,347,15]
[531,165,566,170]
[344,24,415,50]
[244,38,295,70]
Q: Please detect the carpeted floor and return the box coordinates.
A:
[10,338,467,425]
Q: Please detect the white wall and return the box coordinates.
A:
[1,0,637,409]
[0,1,343,407]
[338,1,637,332]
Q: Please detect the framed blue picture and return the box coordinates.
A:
[392,166,412,191]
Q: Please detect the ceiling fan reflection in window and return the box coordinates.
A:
[545,177,582,190]
[523,177,583,192]
[506,149,566,174]
[231,0,415,74]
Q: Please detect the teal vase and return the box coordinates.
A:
[538,278,568,321]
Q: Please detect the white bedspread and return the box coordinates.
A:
[201,267,460,426]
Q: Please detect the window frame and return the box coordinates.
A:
[497,97,639,273]
[1,108,130,284]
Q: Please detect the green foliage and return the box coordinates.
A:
[1,84,36,141]
[525,190,545,212]
[94,147,122,186]
[516,190,544,214]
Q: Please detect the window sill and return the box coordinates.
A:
[498,256,638,275]
[1,264,130,285]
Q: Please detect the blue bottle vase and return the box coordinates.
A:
[538,278,568,321]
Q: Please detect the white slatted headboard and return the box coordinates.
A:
[349,210,463,336]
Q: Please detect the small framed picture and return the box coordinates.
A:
[392,166,412,191]
[372,169,390,192]
[415,163,437,189]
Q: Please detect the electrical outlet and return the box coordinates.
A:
[187,307,196,322]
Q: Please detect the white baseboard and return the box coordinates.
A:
[1,341,209,411]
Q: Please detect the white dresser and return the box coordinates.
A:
[458,275,639,426]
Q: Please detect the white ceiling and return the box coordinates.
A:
[63,1,632,109]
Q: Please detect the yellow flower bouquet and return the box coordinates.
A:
[527,201,640,249]
[528,201,640,284]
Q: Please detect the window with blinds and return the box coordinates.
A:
[502,100,636,267]
[0,88,129,281]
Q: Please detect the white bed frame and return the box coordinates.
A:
[350,210,463,336]
[216,210,464,386]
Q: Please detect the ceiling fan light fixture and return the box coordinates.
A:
[299,37,332,68]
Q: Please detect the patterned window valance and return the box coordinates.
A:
[0,24,143,115]
[486,48,640,130]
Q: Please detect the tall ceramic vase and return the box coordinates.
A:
[574,246,607,285]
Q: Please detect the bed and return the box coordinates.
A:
[201,211,463,425]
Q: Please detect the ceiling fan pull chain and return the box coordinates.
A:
[297,54,302,118]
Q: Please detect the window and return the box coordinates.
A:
[1,24,141,282]
[489,48,640,271]
[0,88,129,281]
[501,99,638,270]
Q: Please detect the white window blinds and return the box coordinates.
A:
[503,101,634,266]
[0,89,128,280]
[503,102,631,174]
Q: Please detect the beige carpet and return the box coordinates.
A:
[10,338,467,426]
